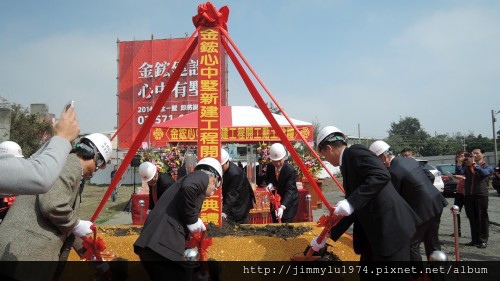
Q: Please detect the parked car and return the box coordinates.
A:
[435,163,458,197]
[416,159,445,193]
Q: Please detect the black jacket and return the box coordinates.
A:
[389,157,448,223]
[148,172,176,210]
[330,145,420,258]
[265,162,298,222]
[134,171,208,261]
[222,161,255,222]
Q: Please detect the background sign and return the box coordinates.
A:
[117,38,227,149]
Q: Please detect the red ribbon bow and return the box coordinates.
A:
[267,190,281,211]
[3,196,16,207]
[80,224,107,261]
[185,232,213,261]
[192,2,229,31]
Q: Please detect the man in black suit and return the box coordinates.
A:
[265,143,299,223]
[313,126,420,265]
[220,149,255,224]
[370,140,448,261]
[138,161,176,214]
[134,157,223,281]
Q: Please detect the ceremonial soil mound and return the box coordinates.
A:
[69,222,357,262]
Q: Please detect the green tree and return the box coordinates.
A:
[421,134,463,156]
[254,102,281,115]
[8,103,53,157]
[386,116,430,156]
[311,117,321,145]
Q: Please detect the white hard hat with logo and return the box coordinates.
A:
[139,161,157,183]
[195,157,223,179]
[316,126,346,149]
[80,133,112,169]
[221,148,230,165]
[0,141,23,158]
[269,143,287,161]
[369,140,391,156]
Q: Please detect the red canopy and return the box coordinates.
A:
[149,106,314,146]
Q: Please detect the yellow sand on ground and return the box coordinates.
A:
[63,223,360,281]
[68,222,358,262]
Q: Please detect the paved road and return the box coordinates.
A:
[313,189,500,261]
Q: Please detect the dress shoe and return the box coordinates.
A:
[464,241,478,246]
[476,243,487,249]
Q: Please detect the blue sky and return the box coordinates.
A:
[1,0,499,140]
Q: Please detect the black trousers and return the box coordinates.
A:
[138,247,186,281]
[410,213,443,261]
[464,195,489,243]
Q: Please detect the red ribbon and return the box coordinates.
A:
[267,190,281,211]
[185,232,213,261]
[80,225,107,261]
[3,196,15,207]
[192,2,229,31]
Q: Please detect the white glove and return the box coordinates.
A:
[266,183,275,192]
[221,212,227,219]
[334,199,354,216]
[72,220,94,237]
[146,209,151,215]
[275,205,285,219]
[310,235,326,252]
[187,218,206,234]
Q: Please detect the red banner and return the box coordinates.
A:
[150,125,314,144]
[117,38,227,149]
[197,27,223,226]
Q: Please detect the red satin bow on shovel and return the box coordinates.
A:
[80,224,106,261]
[291,208,343,261]
[267,189,282,223]
[186,230,213,277]
[185,231,213,262]
[80,224,115,261]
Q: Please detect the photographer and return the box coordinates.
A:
[461,147,493,249]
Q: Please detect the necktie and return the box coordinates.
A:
[275,169,280,180]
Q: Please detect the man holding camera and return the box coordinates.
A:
[458,147,493,249]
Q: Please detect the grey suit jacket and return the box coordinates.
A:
[0,136,72,195]
[0,154,82,263]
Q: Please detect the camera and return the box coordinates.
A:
[463,152,474,164]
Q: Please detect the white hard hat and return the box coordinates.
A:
[0,141,23,158]
[316,126,346,149]
[221,148,230,165]
[139,161,157,183]
[369,140,390,156]
[269,143,287,161]
[80,133,112,168]
[195,157,223,179]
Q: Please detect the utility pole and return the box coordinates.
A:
[492,110,499,166]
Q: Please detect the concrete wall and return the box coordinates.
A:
[89,165,141,186]
[421,152,498,166]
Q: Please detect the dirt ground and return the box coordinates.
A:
[79,178,340,225]
[78,184,134,224]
